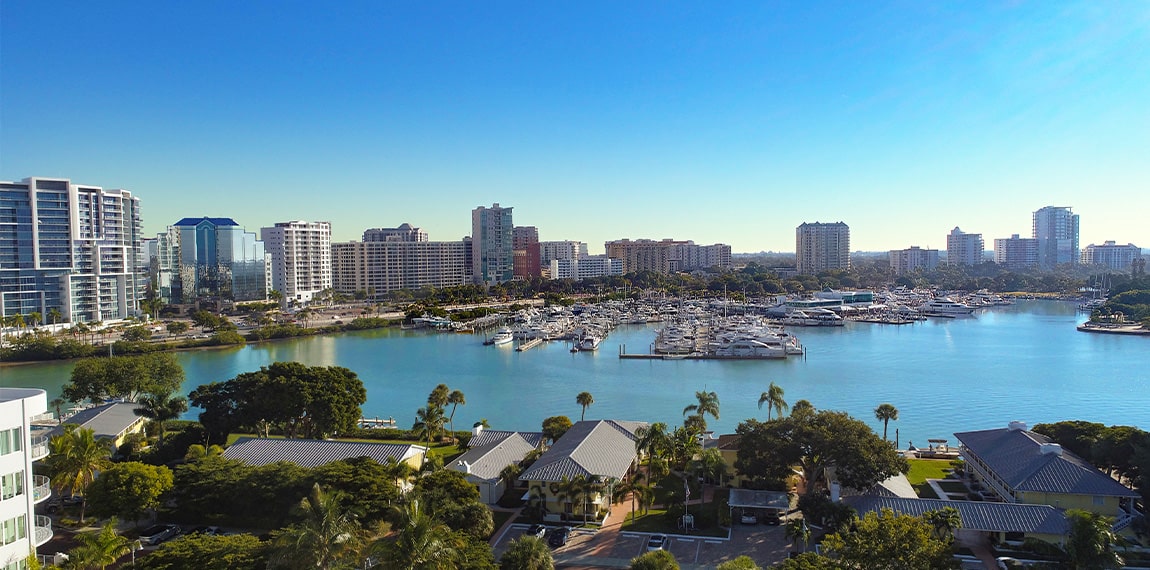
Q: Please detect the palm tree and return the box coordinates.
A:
[500,535,554,570]
[923,507,962,542]
[428,383,450,408]
[48,308,63,326]
[683,390,720,431]
[784,518,811,553]
[46,425,111,522]
[65,520,130,570]
[612,472,647,523]
[874,403,899,441]
[373,499,459,570]
[413,405,447,466]
[268,484,362,570]
[554,476,583,522]
[576,391,594,421]
[28,311,42,328]
[758,382,788,420]
[134,389,189,444]
[580,475,605,524]
[49,397,67,425]
[446,389,466,443]
[499,463,522,499]
[634,422,670,460]
[1061,509,1125,570]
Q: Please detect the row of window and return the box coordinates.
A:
[0,428,22,456]
[1,471,25,501]
[1,514,27,546]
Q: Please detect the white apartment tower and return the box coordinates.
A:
[0,177,144,323]
[946,227,984,266]
[796,222,851,274]
[0,388,52,570]
[1033,206,1079,270]
[1081,241,1142,271]
[994,234,1039,270]
[260,221,332,305]
[471,204,514,286]
[889,247,940,275]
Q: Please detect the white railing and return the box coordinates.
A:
[30,435,49,461]
[32,475,52,504]
[28,412,57,425]
[34,515,53,546]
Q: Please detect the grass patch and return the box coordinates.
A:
[906,459,952,485]
[490,510,514,537]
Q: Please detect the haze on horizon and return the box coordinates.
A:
[2,2,1148,254]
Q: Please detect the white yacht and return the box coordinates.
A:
[920,298,975,316]
[490,327,515,346]
[578,331,603,351]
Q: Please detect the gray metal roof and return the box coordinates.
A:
[468,429,544,449]
[954,427,1138,498]
[451,433,538,482]
[518,420,646,483]
[223,437,423,468]
[844,496,1068,535]
[47,402,144,440]
[728,489,789,510]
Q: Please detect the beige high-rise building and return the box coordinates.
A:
[796,222,850,274]
[261,221,332,305]
[946,227,984,266]
[331,240,471,295]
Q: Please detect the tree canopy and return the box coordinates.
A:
[778,508,960,569]
[63,353,185,403]
[85,461,174,524]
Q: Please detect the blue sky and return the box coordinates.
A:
[2,2,1148,253]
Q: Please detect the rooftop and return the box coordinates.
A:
[223,437,425,468]
[845,495,1068,535]
[518,420,646,483]
[46,402,143,440]
[451,432,538,482]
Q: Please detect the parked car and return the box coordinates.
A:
[761,511,782,525]
[647,534,669,551]
[45,495,84,513]
[139,524,180,545]
[526,524,547,539]
[547,527,571,548]
[189,526,223,536]
[740,512,758,525]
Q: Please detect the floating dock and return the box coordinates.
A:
[516,338,544,351]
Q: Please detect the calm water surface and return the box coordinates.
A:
[3,300,1147,445]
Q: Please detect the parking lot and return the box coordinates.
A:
[494,521,794,568]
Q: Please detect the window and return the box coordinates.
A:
[0,471,23,500]
[1093,496,1105,506]
[1,515,27,545]
[0,428,21,455]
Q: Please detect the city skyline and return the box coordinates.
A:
[2,2,1148,252]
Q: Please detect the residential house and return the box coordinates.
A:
[450,427,544,504]
[45,402,146,449]
[517,420,646,524]
[223,437,426,472]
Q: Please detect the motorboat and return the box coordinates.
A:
[490,327,515,346]
[920,298,975,316]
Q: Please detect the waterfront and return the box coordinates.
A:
[2,300,1146,446]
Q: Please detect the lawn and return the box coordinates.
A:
[907,458,953,499]
[618,489,731,538]
[490,510,515,537]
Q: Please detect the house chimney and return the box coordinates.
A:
[472,423,483,437]
[1039,443,1063,456]
[1008,421,1028,431]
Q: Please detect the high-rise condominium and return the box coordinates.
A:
[163,217,267,303]
[889,247,939,275]
[0,388,52,570]
[261,221,332,305]
[1032,206,1079,270]
[362,223,427,242]
[0,177,144,323]
[512,226,541,279]
[946,227,984,266]
[471,204,514,285]
[994,234,1038,269]
[1081,241,1142,271]
[796,222,850,274]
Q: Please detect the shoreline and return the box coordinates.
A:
[1076,323,1150,336]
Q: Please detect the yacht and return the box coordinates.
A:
[578,333,603,351]
[490,327,515,346]
[920,298,975,316]
[711,339,786,359]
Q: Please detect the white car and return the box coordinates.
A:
[647,534,668,551]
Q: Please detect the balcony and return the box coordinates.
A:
[32,475,52,504]
[34,515,53,547]
[30,435,49,461]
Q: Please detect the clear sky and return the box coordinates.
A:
[2,2,1148,253]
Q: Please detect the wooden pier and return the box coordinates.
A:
[516,338,544,351]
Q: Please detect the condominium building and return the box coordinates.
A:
[471,204,514,285]
[796,222,850,274]
[261,221,332,305]
[671,243,732,272]
[604,239,732,274]
[362,223,427,243]
[156,217,268,303]
[889,247,940,275]
[994,234,1039,270]
[0,177,145,324]
[331,239,471,295]
[539,241,588,264]
[1081,241,1142,271]
[946,227,984,266]
[1032,206,1079,270]
[0,388,52,570]
[512,226,540,279]
[548,256,624,281]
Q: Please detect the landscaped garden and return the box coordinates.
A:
[906,458,955,498]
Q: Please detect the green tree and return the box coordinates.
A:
[785,518,811,553]
[85,462,174,524]
[48,308,63,325]
[873,403,899,442]
[1059,509,1125,570]
[64,353,185,403]
[46,425,112,522]
[134,389,189,444]
[313,456,402,526]
[715,556,761,570]
[576,391,594,421]
[138,533,267,570]
[446,389,466,443]
[268,484,362,570]
[166,321,190,336]
[64,520,130,570]
[414,405,447,453]
[819,508,959,569]
[428,383,451,408]
[634,422,671,459]
[758,382,788,421]
[682,390,719,431]
[499,536,553,570]
[541,416,572,444]
[923,507,962,542]
[629,549,679,570]
[122,326,152,342]
[372,499,459,570]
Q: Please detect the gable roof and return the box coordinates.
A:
[518,420,646,483]
[468,429,544,449]
[955,427,1138,498]
[173,217,240,227]
[47,402,144,441]
[223,437,424,468]
[844,496,1068,535]
[451,433,537,482]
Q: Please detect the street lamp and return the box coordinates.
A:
[131,541,142,567]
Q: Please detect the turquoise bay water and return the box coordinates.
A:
[3,301,1147,446]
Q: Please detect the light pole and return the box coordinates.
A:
[130,541,142,567]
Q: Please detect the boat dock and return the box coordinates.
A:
[357,417,397,429]
[516,338,544,351]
